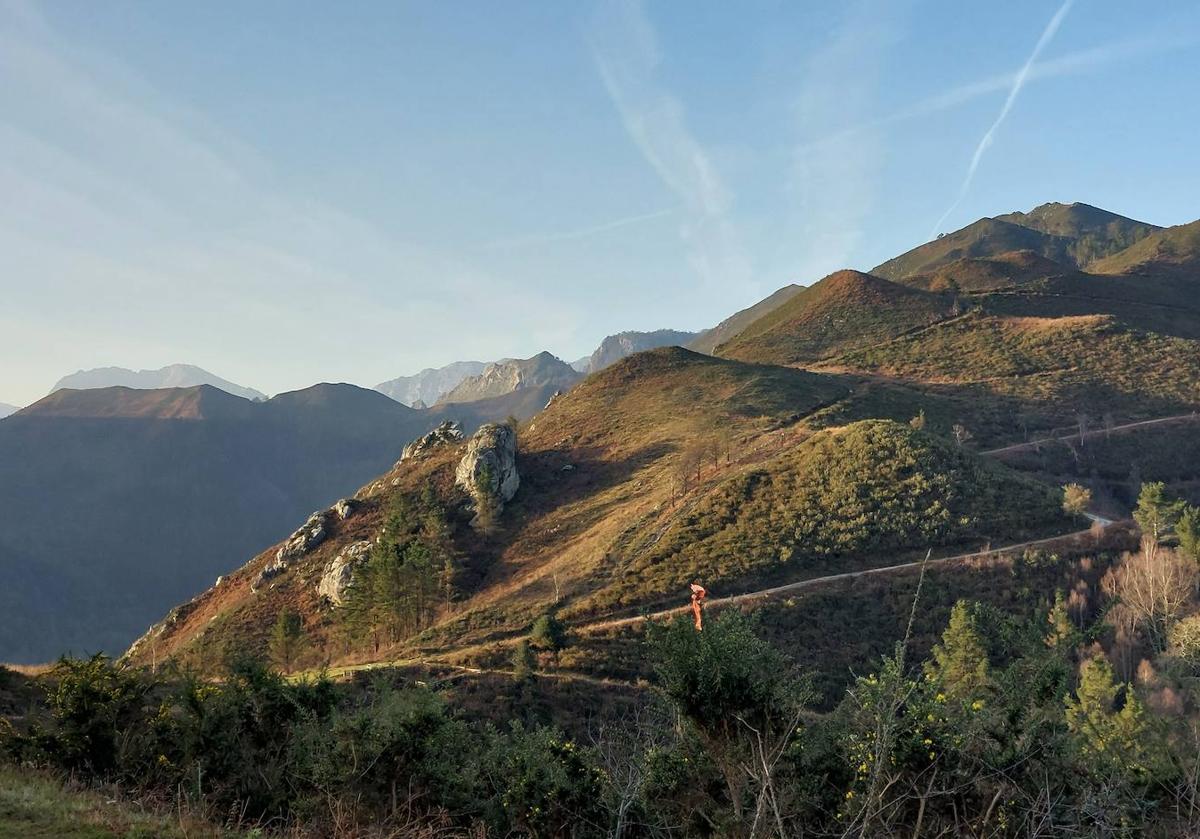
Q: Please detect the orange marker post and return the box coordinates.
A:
[689,582,707,631]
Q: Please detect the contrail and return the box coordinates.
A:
[930,0,1075,238]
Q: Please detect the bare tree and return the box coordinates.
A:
[1103,539,1198,652]
[589,704,674,839]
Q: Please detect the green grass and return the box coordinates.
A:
[0,765,233,839]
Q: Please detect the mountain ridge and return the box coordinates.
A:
[51,363,266,401]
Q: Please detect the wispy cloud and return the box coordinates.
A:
[795,29,1196,160]
[485,207,675,249]
[0,0,582,402]
[930,0,1075,237]
[777,0,902,286]
[589,0,751,296]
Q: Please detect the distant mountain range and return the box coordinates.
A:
[0,381,532,662]
[437,352,581,404]
[0,403,17,419]
[10,199,1200,669]
[576,329,697,374]
[374,330,697,407]
[374,361,487,407]
[51,364,266,401]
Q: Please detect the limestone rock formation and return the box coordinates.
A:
[455,423,519,514]
[437,352,579,404]
[332,498,360,520]
[253,510,329,590]
[400,420,464,462]
[317,540,373,606]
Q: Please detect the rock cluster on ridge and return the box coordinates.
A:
[454,422,519,513]
[400,420,464,462]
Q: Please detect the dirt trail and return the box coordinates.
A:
[578,525,1106,634]
[981,413,1200,456]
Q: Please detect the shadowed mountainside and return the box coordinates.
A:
[0,380,561,662]
[51,363,266,401]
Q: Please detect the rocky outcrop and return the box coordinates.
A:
[437,352,580,404]
[332,498,360,520]
[317,540,373,606]
[252,510,329,591]
[455,423,519,516]
[400,420,464,462]
[374,360,487,407]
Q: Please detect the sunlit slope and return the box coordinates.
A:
[716,270,954,365]
[571,419,1069,614]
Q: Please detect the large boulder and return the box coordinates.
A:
[400,420,464,462]
[252,510,329,591]
[317,540,373,606]
[455,423,519,511]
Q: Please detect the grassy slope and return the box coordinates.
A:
[687,283,803,354]
[127,349,855,668]
[0,765,231,839]
[873,203,1159,281]
[575,419,1072,614]
[837,311,1200,420]
[716,270,953,365]
[1090,219,1200,275]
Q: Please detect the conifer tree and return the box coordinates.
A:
[925,600,989,699]
[268,608,306,672]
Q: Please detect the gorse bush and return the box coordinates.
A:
[601,420,1068,608]
[9,590,1200,837]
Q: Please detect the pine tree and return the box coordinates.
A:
[512,640,537,681]
[1045,590,1079,650]
[1134,482,1182,543]
[1177,504,1200,563]
[1065,657,1156,779]
[925,600,989,699]
[268,608,306,672]
[529,613,565,651]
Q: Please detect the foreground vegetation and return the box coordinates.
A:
[8,484,1200,837]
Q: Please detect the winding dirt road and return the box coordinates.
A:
[981,413,1199,457]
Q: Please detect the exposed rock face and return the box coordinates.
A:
[317,540,373,606]
[437,352,580,404]
[333,498,360,520]
[374,361,486,407]
[581,329,698,374]
[400,420,464,462]
[455,423,519,512]
[253,510,329,591]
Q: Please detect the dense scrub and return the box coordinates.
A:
[839,313,1200,420]
[10,555,1200,838]
[581,420,1071,613]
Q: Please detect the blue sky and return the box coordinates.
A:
[2,0,1198,406]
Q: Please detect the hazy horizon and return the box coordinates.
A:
[3,0,1199,406]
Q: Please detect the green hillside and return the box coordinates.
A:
[1090,218,1200,276]
[873,202,1159,280]
[840,311,1200,418]
[579,419,1071,613]
[994,201,1160,266]
[715,270,953,365]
